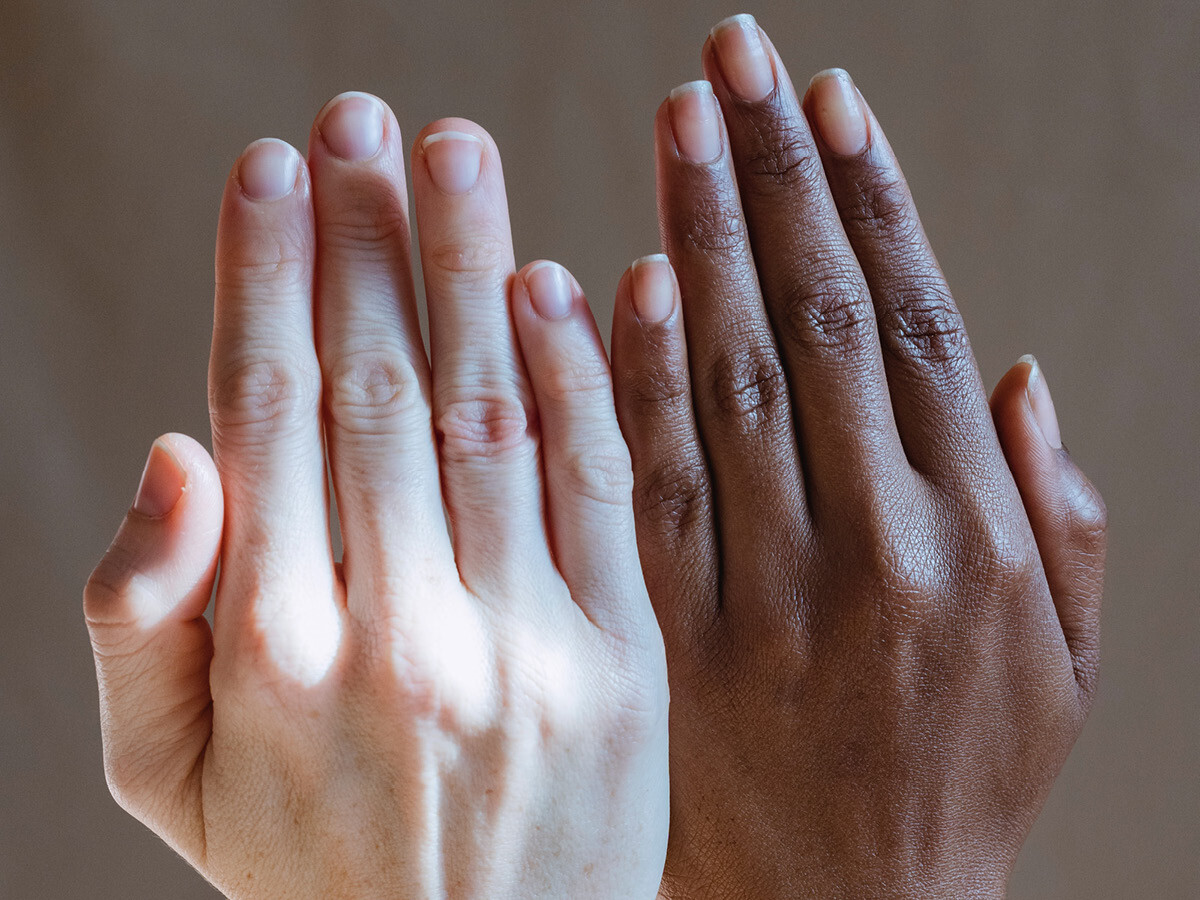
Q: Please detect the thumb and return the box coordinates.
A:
[83,432,223,861]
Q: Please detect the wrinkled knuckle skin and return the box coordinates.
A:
[876,282,970,365]
[559,445,635,508]
[326,352,423,436]
[740,118,825,194]
[707,343,788,431]
[624,363,690,409]
[436,393,532,462]
[318,202,410,262]
[838,170,916,239]
[424,232,511,290]
[218,227,311,291]
[635,453,709,537]
[674,197,750,258]
[210,357,322,436]
[539,361,613,408]
[778,270,875,353]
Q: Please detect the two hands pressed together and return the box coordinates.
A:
[84,14,1108,899]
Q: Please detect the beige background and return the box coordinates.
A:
[2,0,1197,896]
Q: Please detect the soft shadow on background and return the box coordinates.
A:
[1,1,1196,896]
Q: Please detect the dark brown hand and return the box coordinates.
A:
[611,15,1107,899]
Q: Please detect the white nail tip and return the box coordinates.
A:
[421,130,483,147]
[670,80,714,100]
[809,68,851,86]
[525,260,564,276]
[245,137,295,153]
[632,253,670,270]
[712,13,757,35]
[1018,353,1040,386]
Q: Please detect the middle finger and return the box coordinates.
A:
[411,119,555,595]
[702,15,910,520]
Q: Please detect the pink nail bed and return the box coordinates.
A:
[422,131,484,194]
[319,92,384,161]
[630,254,676,324]
[239,138,300,201]
[133,440,185,519]
[669,81,722,164]
[1021,355,1063,450]
[525,261,574,320]
[808,69,869,157]
[711,14,775,102]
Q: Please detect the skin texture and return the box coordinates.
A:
[611,19,1107,900]
[83,95,669,899]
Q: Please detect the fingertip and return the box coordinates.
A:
[413,118,499,196]
[132,439,186,520]
[85,434,224,631]
[992,356,1063,454]
[312,91,389,162]
[629,254,678,326]
[154,432,224,518]
[235,138,305,202]
[516,259,583,321]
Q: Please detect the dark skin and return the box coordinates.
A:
[611,17,1107,900]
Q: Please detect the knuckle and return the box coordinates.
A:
[558,445,635,508]
[84,559,129,621]
[740,120,824,194]
[877,282,970,365]
[218,228,311,290]
[436,392,532,462]
[318,201,410,261]
[838,171,916,238]
[1064,476,1109,549]
[972,524,1036,595]
[424,232,511,288]
[84,550,156,641]
[778,269,875,352]
[678,201,749,257]
[635,452,709,536]
[622,357,691,408]
[326,352,423,435]
[707,342,788,428]
[104,754,148,818]
[210,356,322,434]
[538,360,613,408]
[868,536,943,618]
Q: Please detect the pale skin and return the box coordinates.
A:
[84,96,668,899]
[85,13,1107,900]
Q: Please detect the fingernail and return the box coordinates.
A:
[807,69,869,157]
[1020,354,1063,450]
[421,130,484,194]
[630,254,676,324]
[318,92,384,161]
[711,14,775,102]
[238,138,301,201]
[525,261,574,320]
[668,81,722,164]
[133,440,186,518]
